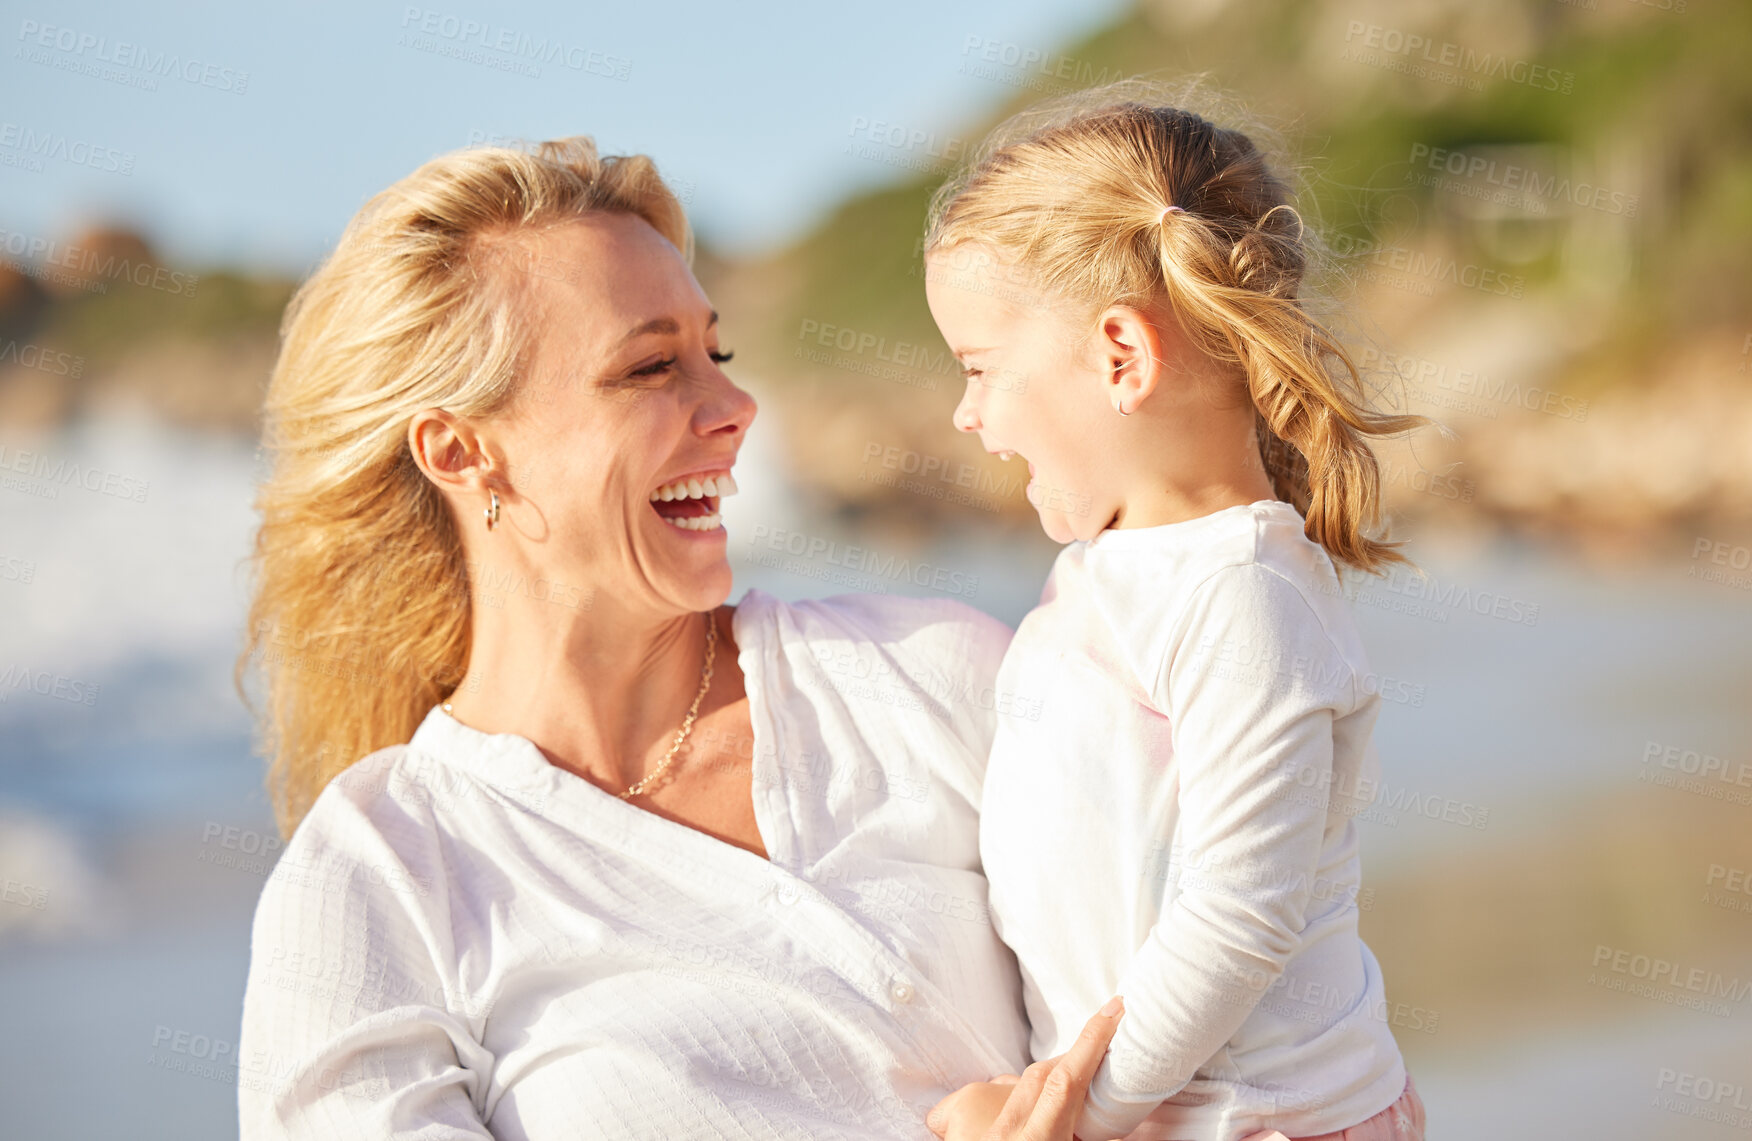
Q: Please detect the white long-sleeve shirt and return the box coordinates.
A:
[237,588,1034,1140]
[979,501,1408,1141]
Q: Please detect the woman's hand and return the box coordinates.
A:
[926,995,1124,1141]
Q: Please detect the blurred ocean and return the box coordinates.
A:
[2,402,1749,1139]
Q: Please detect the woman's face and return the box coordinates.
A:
[485,212,756,617]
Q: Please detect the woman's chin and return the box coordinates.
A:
[674,553,735,612]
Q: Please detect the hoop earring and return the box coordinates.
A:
[484,489,500,531]
[1116,402,1132,417]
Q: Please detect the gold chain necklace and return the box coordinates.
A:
[442,611,718,800]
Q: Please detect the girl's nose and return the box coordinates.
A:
[952,384,982,433]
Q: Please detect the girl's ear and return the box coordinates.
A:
[1096,305,1167,415]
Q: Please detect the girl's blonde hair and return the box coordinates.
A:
[926,77,1424,571]
[240,137,690,839]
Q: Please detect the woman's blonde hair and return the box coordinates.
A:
[240,136,690,838]
[926,77,1424,571]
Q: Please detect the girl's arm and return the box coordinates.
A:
[1076,563,1353,1141]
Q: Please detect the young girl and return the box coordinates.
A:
[921,89,1429,1141]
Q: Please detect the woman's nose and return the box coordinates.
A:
[702,371,758,437]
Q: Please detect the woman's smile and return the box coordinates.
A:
[648,467,739,534]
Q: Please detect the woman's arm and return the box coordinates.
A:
[238,772,497,1138]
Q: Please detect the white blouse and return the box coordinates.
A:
[236,589,1033,1139]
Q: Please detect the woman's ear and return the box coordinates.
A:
[1096,305,1167,416]
[408,409,499,493]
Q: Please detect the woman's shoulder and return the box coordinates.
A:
[254,743,456,931]
[734,590,1017,801]
[736,588,1014,678]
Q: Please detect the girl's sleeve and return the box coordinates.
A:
[1076,563,1355,1141]
[236,774,498,1139]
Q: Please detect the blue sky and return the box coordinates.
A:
[1,0,1128,273]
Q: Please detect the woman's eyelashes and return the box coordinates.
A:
[626,348,735,379]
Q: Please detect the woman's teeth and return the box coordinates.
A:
[664,513,721,531]
[650,471,736,532]
[650,472,738,502]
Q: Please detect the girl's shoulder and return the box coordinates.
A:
[1077,500,1347,617]
[1070,502,1369,706]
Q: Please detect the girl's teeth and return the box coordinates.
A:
[661,512,722,532]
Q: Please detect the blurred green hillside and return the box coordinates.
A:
[4,0,1748,537]
[704,0,1752,538]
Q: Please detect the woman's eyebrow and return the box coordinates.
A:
[614,311,720,346]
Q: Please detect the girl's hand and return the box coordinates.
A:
[926,995,1124,1141]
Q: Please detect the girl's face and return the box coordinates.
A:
[924,243,1117,544]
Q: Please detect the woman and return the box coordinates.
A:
[236,137,1117,1139]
